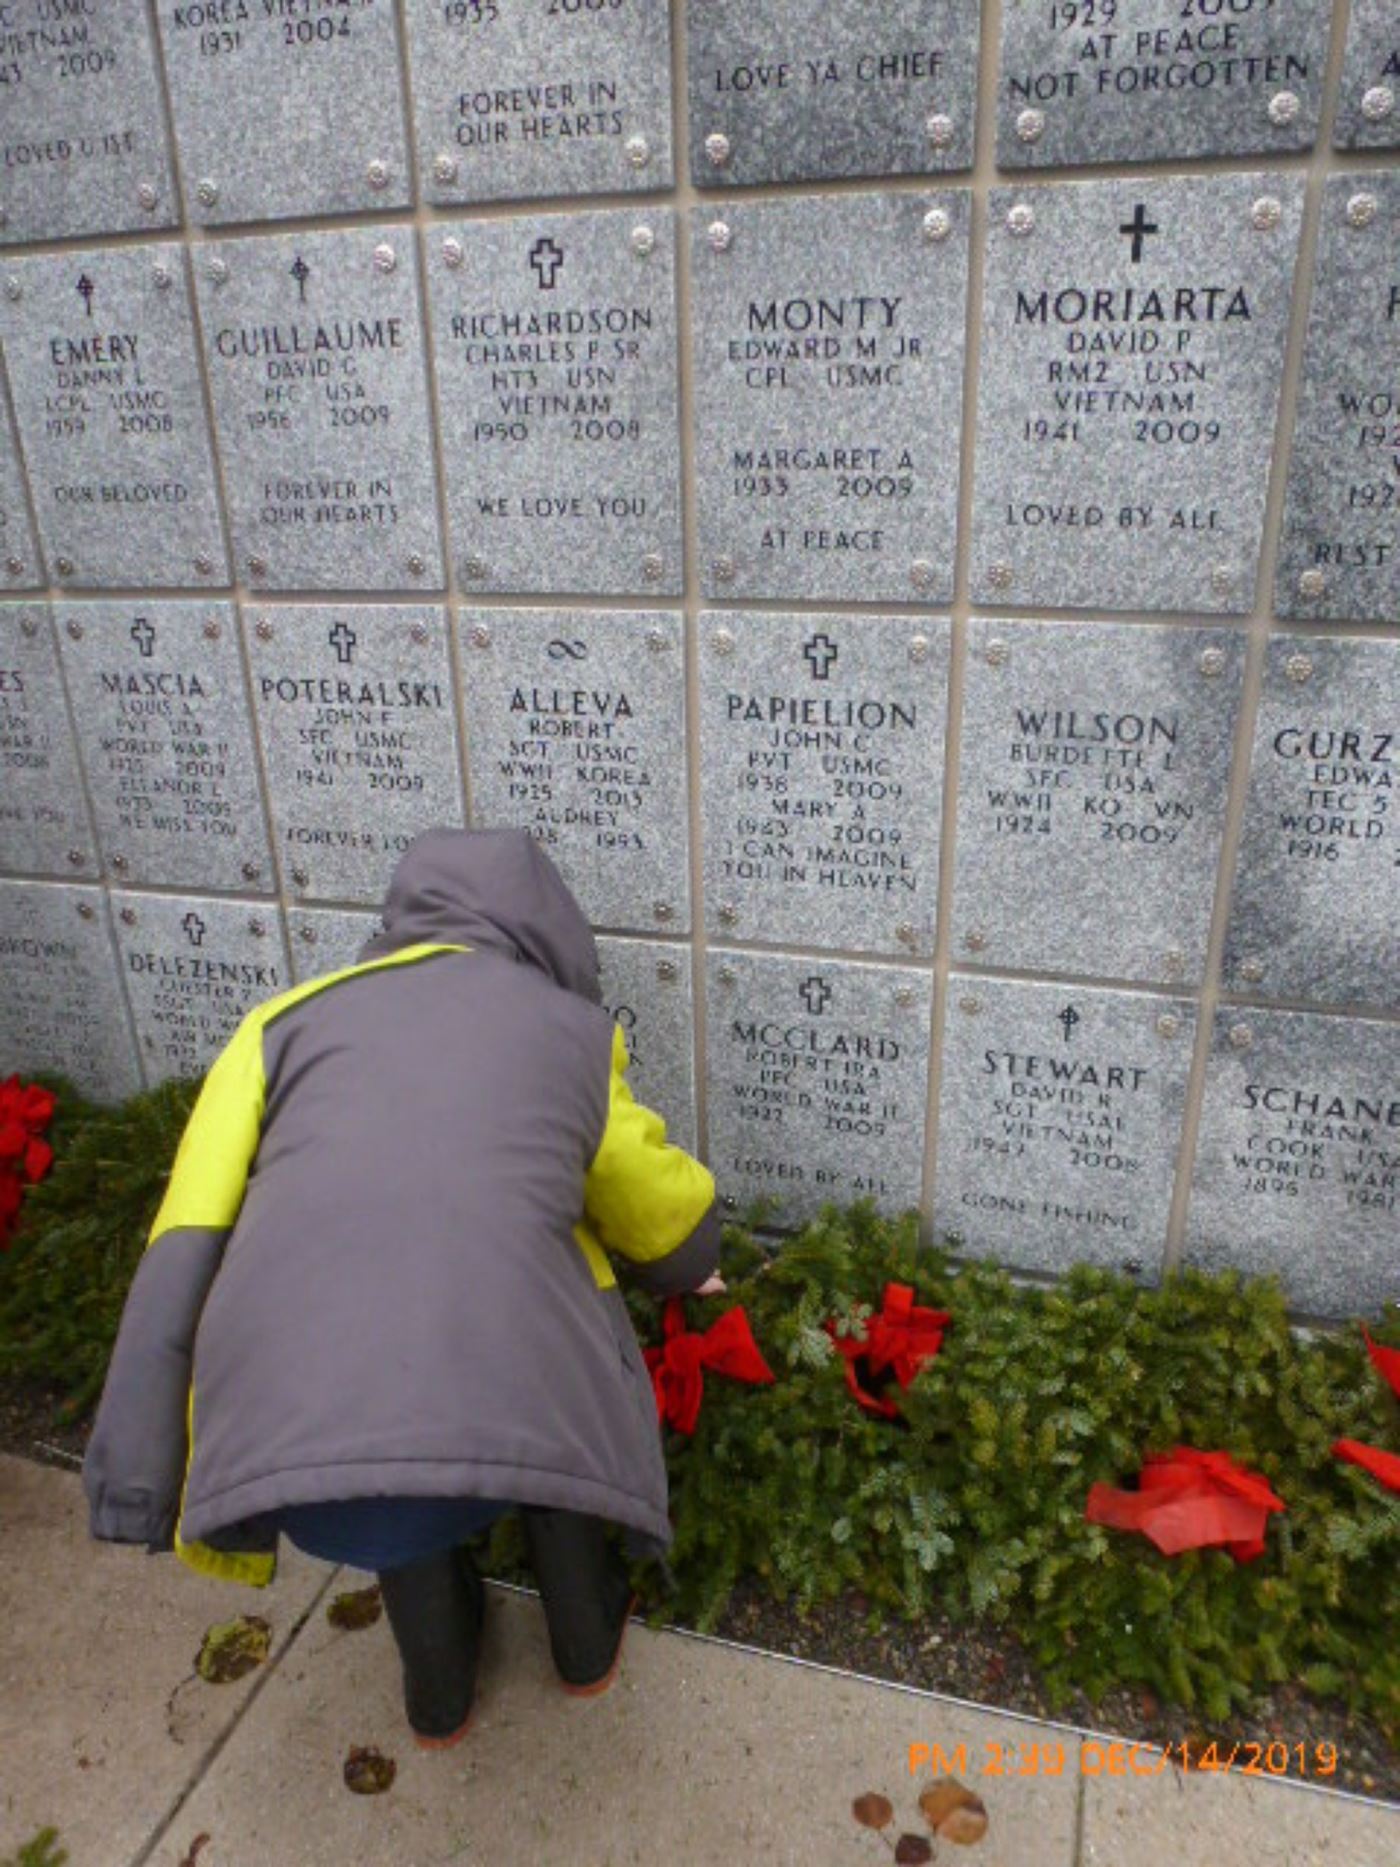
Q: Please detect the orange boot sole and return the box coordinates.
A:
[559,1594,637,1698]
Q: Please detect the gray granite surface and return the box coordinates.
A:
[972,174,1303,614]
[286,905,381,985]
[430,209,683,596]
[1275,171,1399,623]
[1184,1006,1398,1316]
[0,244,228,588]
[111,888,290,1082]
[195,227,443,591]
[690,190,969,603]
[407,0,673,205]
[1223,634,1398,1010]
[934,973,1195,1278]
[687,0,978,184]
[248,603,463,906]
[460,607,689,933]
[0,1,176,246]
[0,601,95,880]
[156,0,410,226]
[1,392,41,588]
[57,599,271,894]
[596,934,697,1152]
[705,947,932,1224]
[0,879,140,1099]
[997,0,1328,169]
[699,611,949,956]
[1334,0,1400,149]
[953,618,1244,985]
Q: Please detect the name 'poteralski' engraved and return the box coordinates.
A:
[972,176,1303,614]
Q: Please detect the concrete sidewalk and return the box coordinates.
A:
[1,1456,1393,1867]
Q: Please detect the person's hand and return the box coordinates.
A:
[692,1274,727,1297]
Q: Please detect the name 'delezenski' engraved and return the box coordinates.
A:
[502,683,652,847]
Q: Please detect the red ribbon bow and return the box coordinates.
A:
[1331,1328,1400,1496]
[644,1298,775,1436]
[0,1076,55,1251]
[1085,1447,1286,1563]
[827,1283,951,1419]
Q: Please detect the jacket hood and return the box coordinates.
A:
[358,828,600,1003]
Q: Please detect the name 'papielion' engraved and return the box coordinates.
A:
[997,0,1328,169]
[700,612,949,956]
[973,176,1303,614]
[935,975,1195,1279]
[0,245,228,588]
[0,879,140,1100]
[157,0,410,225]
[1184,1007,1398,1316]
[1335,0,1400,150]
[57,600,270,894]
[690,191,969,602]
[1223,635,1398,1011]
[0,602,94,879]
[461,608,689,934]
[406,0,673,206]
[1,397,41,588]
[596,935,697,1152]
[249,605,463,905]
[0,0,176,246]
[706,948,931,1223]
[112,888,290,1083]
[196,228,442,590]
[687,0,979,185]
[1276,173,1399,624]
[430,209,682,596]
[955,619,1243,986]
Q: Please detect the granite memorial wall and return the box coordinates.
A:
[0,1,1395,1317]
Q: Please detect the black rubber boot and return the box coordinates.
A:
[377,1547,484,1746]
[521,1507,635,1694]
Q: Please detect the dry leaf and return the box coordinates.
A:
[194,1616,271,1685]
[938,1801,989,1846]
[176,1836,210,1867]
[343,1746,396,1795]
[919,1777,989,1843]
[895,1836,934,1864]
[852,1791,894,1829]
[326,1586,382,1632]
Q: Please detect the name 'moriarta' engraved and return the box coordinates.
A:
[1016,287,1252,325]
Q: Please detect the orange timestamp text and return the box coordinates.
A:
[908,1739,1340,1780]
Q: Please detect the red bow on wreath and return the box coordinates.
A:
[0,1076,56,1249]
[1085,1447,1286,1563]
[827,1282,951,1420]
[644,1298,775,1435]
[1332,1328,1400,1496]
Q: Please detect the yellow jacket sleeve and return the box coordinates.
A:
[149,1012,267,1244]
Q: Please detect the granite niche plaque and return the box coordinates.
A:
[687,0,979,185]
[0,602,95,879]
[596,936,697,1152]
[700,612,949,957]
[58,601,270,895]
[461,609,689,934]
[0,881,140,1098]
[1335,0,1400,150]
[249,605,463,906]
[1276,173,1399,624]
[934,975,1195,1278]
[954,619,1243,986]
[1223,636,1398,1011]
[407,0,673,206]
[706,949,931,1223]
[112,890,290,1083]
[972,176,1303,614]
[691,191,969,603]
[288,908,381,985]
[0,245,228,589]
[997,0,1328,169]
[196,229,442,591]
[2,396,41,588]
[429,210,682,596]
[0,1,175,246]
[157,0,411,225]
[1184,1007,1398,1316]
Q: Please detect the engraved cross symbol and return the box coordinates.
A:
[290,255,311,303]
[1058,1005,1081,1042]
[328,621,357,665]
[182,913,207,948]
[76,274,95,318]
[800,976,833,1016]
[1119,204,1159,264]
[803,632,839,681]
[130,617,156,658]
[529,238,565,290]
